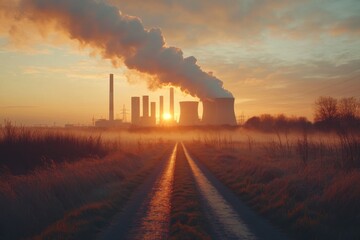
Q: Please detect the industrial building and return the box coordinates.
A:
[131,88,175,127]
[96,74,237,127]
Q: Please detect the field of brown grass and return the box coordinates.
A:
[0,125,173,239]
[186,129,360,239]
[1,125,359,239]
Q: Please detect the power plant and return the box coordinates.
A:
[97,74,238,127]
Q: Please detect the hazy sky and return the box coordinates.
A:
[0,0,359,126]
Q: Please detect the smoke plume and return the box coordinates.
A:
[1,0,233,99]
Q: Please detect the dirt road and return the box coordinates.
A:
[99,143,288,240]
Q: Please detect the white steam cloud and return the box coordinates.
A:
[1,0,233,99]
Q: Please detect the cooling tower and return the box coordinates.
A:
[202,99,218,125]
[143,96,149,117]
[109,74,114,121]
[159,96,164,124]
[179,101,200,126]
[131,97,140,125]
[170,88,174,120]
[202,98,237,126]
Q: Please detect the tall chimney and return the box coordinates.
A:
[170,88,174,120]
[131,97,140,125]
[159,96,164,124]
[151,102,156,125]
[109,74,114,121]
[143,95,149,118]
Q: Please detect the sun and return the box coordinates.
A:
[162,113,172,121]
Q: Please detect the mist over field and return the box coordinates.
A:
[1,124,359,239]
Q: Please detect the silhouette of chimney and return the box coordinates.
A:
[109,74,114,121]
[179,101,200,126]
[159,96,164,123]
[170,88,174,120]
[131,97,140,125]
[202,98,237,126]
[143,95,149,117]
[151,102,156,125]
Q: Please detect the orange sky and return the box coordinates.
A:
[0,0,359,126]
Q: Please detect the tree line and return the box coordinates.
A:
[244,96,360,132]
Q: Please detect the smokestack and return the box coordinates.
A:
[131,97,140,125]
[109,74,114,121]
[4,0,234,101]
[159,96,164,124]
[151,102,156,125]
[202,98,237,126]
[143,96,149,118]
[179,101,200,126]
[170,88,174,120]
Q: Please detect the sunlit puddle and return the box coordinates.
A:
[129,143,177,240]
[183,143,256,240]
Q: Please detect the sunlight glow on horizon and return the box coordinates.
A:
[162,113,172,121]
[0,0,359,126]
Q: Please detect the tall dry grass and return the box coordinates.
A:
[0,124,171,239]
[0,122,110,174]
[186,129,360,239]
[0,150,147,239]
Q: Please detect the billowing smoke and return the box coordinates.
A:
[2,0,233,99]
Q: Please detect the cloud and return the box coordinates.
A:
[108,0,360,46]
[0,0,233,100]
[199,54,360,118]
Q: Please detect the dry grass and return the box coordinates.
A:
[0,124,172,239]
[170,145,211,240]
[0,123,110,174]
[186,130,360,239]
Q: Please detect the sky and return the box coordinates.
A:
[0,0,359,126]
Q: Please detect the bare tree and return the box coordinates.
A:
[338,97,358,120]
[314,96,338,122]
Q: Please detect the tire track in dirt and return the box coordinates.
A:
[183,143,288,240]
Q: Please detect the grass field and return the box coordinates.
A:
[0,124,173,239]
[1,124,359,239]
[187,129,360,239]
